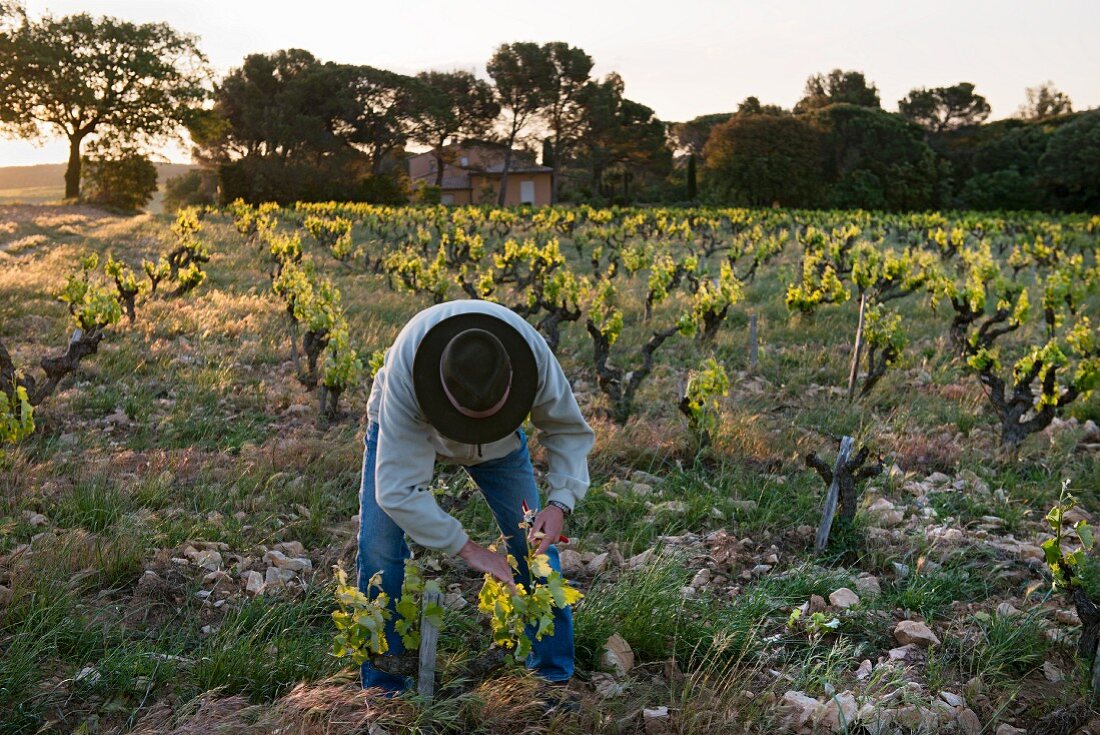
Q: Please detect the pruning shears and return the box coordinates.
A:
[522,500,569,544]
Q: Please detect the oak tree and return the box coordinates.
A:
[1018,81,1073,120]
[539,42,594,202]
[795,69,881,113]
[414,70,500,186]
[0,8,207,198]
[899,83,991,132]
[486,42,552,206]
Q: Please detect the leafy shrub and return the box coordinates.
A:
[81,144,158,211]
[163,168,217,212]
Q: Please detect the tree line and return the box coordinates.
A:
[691,72,1099,212]
[0,4,1096,212]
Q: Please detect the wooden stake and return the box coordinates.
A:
[1092,638,1100,695]
[288,318,301,374]
[749,313,759,372]
[417,588,443,698]
[815,436,854,552]
[847,293,867,402]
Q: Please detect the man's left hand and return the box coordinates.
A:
[527,504,565,556]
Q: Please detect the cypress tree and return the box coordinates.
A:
[687,153,698,200]
[541,138,555,168]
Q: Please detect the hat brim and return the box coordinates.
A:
[413,312,537,444]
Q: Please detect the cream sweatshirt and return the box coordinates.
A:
[365,300,595,555]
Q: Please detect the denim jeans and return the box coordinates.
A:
[357,420,575,692]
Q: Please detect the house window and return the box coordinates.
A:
[460,156,469,167]
[441,193,455,205]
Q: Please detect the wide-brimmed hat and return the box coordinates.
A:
[412,312,537,444]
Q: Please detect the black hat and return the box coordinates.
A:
[413,312,537,444]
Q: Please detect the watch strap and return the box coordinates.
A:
[548,499,571,515]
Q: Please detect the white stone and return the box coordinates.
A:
[194,549,223,572]
[867,497,895,514]
[880,509,905,527]
[627,548,655,570]
[243,570,264,595]
[894,620,940,648]
[630,470,664,486]
[21,511,48,527]
[587,552,610,574]
[600,633,634,676]
[887,644,921,661]
[690,568,712,589]
[263,549,312,572]
[957,710,982,735]
[443,591,467,610]
[202,570,231,585]
[1055,608,1080,626]
[591,672,626,698]
[995,602,1021,617]
[828,588,860,609]
[558,549,584,575]
[616,480,653,497]
[855,659,873,681]
[265,566,295,587]
[858,704,890,735]
[814,692,858,732]
[1043,660,1064,682]
[1016,543,1044,561]
[854,574,881,597]
[643,706,669,719]
[939,691,965,707]
[73,666,101,685]
[272,541,305,556]
[779,690,820,730]
[995,724,1026,735]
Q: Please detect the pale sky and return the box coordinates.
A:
[2,0,1098,166]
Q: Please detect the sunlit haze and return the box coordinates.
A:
[1,0,1097,165]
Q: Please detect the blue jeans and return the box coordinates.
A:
[357,420,575,692]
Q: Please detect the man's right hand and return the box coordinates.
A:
[458,540,517,593]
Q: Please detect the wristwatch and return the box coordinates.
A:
[548,500,572,516]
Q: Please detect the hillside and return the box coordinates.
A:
[0,162,196,209]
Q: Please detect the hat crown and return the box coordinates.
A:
[440,329,512,412]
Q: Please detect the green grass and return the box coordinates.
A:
[928,487,1030,534]
[575,553,765,668]
[52,477,129,532]
[963,611,1050,685]
[882,561,993,620]
[186,589,340,701]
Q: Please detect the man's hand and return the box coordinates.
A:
[458,540,517,593]
[527,504,565,556]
